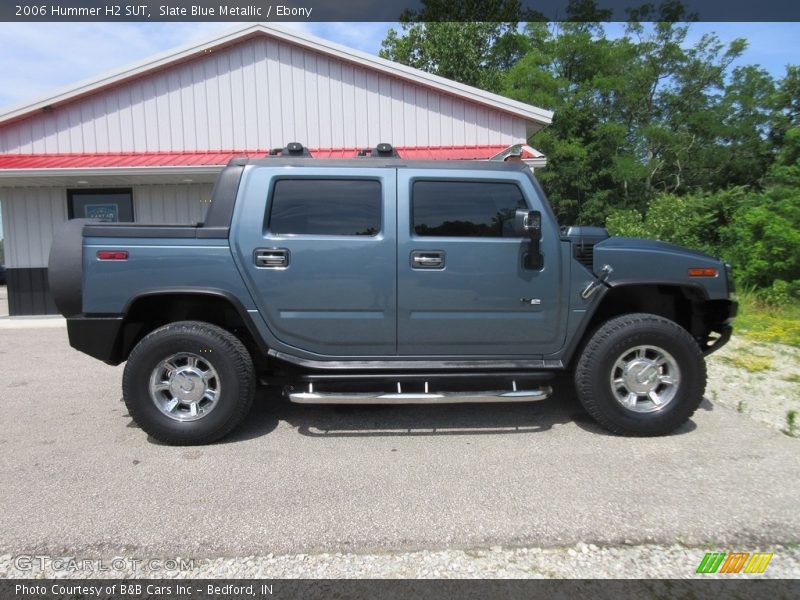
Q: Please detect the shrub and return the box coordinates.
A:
[757,279,800,307]
[606,186,798,292]
[605,208,647,238]
[723,192,800,289]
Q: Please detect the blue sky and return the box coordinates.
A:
[0,21,797,241]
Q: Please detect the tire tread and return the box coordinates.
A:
[575,313,706,436]
[122,320,255,445]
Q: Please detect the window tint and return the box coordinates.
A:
[412,181,526,237]
[268,179,381,236]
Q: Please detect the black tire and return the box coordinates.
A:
[574,313,706,436]
[122,321,255,445]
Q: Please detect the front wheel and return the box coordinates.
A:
[122,321,255,445]
[574,313,706,436]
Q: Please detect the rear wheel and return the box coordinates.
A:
[122,321,255,445]
[574,313,706,436]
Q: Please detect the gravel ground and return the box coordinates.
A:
[1,544,798,579]
[706,336,800,435]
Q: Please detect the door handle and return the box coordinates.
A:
[411,250,445,269]
[254,248,290,268]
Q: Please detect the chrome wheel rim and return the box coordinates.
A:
[609,345,680,413]
[148,352,220,422]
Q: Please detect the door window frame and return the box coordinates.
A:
[409,177,530,239]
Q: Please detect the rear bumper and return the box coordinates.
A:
[66,315,124,365]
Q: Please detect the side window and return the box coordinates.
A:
[412,180,526,238]
[268,179,381,236]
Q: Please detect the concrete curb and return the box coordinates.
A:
[0,316,67,329]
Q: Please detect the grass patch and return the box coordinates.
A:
[732,292,800,348]
[718,354,774,373]
[786,410,799,438]
[785,373,800,383]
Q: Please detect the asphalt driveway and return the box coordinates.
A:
[0,325,798,557]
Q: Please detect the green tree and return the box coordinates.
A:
[768,126,800,186]
[711,65,776,189]
[723,192,800,288]
[770,66,800,150]
[503,9,753,224]
[723,126,800,288]
[606,187,747,255]
[380,1,798,290]
[379,0,532,92]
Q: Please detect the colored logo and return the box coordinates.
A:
[84,203,119,222]
[696,552,773,574]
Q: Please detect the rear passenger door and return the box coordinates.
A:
[234,167,397,356]
[396,170,564,356]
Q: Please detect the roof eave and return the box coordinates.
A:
[0,165,225,179]
[258,24,553,125]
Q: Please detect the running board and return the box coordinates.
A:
[268,348,563,371]
[288,386,552,405]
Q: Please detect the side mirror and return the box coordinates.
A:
[514,209,544,270]
[514,209,542,240]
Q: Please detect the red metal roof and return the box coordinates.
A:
[0,145,514,170]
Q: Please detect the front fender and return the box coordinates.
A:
[593,237,730,300]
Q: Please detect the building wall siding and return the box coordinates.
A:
[1,187,67,269]
[0,183,213,269]
[0,37,528,155]
[133,183,214,224]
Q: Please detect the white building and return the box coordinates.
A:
[0,23,552,315]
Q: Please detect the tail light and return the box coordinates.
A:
[96,250,129,260]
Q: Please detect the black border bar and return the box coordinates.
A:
[3,1,800,22]
[3,578,800,600]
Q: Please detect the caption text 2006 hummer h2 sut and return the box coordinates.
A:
[49,143,737,445]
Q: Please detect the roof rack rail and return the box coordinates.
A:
[267,142,312,157]
[356,143,399,158]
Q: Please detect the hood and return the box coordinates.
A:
[595,236,718,261]
[591,236,730,300]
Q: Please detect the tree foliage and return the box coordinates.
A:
[607,133,800,290]
[502,14,758,224]
[379,0,533,92]
[380,0,799,290]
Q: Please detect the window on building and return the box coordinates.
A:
[68,189,134,222]
[267,179,381,236]
[412,180,526,237]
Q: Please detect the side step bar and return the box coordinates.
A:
[288,385,552,405]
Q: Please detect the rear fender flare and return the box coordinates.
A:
[119,288,268,358]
